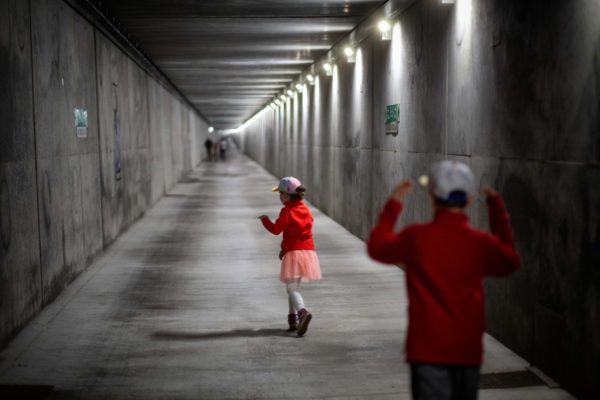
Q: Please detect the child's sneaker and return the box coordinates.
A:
[287,314,297,332]
[297,308,312,337]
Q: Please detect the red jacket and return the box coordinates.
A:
[367,195,520,365]
[261,200,315,254]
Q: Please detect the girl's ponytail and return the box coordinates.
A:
[291,185,306,200]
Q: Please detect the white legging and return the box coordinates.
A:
[286,278,305,314]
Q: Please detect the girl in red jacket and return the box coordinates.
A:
[259,177,322,336]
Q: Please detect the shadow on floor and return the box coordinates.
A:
[0,385,54,400]
[152,328,295,341]
[479,370,546,389]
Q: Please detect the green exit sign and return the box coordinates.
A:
[385,104,399,136]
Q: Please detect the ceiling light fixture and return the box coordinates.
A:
[378,19,392,40]
[323,62,333,76]
[295,83,304,92]
[287,89,294,97]
[280,94,287,101]
[344,46,356,63]
[306,74,315,85]
[208,126,214,133]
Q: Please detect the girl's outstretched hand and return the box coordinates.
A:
[391,180,415,202]
[258,215,268,220]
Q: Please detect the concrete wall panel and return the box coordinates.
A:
[31,0,103,302]
[170,99,183,183]
[147,78,166,204]
[0,161,41,346]
[532,162,600,391]
[0,0,35,162]
[354,43,373,151]
[190,114,200,168]
[355,149,374,240]
[195,114,206,166]
[126,58,151,223]
[95,32,128,243]
[369,150,399,222]
[401,5,447,155]
[477,158,539,358]
[96,34,153,244]
[181,104,192,172]
[160,86,175,191]
[0,0,43,346]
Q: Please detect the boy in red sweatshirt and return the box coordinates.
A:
[367,161,520,400]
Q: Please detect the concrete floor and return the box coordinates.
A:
[0,155,576,399]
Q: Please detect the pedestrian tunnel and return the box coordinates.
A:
[0,0,598,398]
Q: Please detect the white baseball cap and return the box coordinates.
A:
[429,161,475,204]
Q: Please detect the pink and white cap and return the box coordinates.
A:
[272,176,302,194]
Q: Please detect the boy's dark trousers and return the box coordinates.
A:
[410,363,480,400]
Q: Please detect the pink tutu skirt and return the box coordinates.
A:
[280,250,322,283]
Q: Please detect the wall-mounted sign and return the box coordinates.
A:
[74,108,88,138]
[385,104,399,136]
[112,83,122,181]
[114,109,122,181]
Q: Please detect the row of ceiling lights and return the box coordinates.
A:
[233,0,456,132]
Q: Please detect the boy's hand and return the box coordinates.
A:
[258,215,268,220]
[483,186,499,200]
[279,250,285,260]
[391,180,415,202]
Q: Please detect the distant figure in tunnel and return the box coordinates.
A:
[367,161,520,400]
[204,137,213,161]
[212,141,220,161]
[259,177,322,336]
[219,137,228,160]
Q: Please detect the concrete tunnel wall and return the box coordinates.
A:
[0,0,209,349]
[237,0,600,398]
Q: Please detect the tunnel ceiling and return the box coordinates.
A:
[93,0,399,130]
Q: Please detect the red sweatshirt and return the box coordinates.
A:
[261,200,315,254]
[367,195,520,365]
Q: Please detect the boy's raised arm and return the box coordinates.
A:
[368,198,403,263]
[483,188,520,276]
[485,188,515,246]
[368,181,415,265]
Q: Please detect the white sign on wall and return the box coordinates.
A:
[385,104,400,136]
[74,108,88,138]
